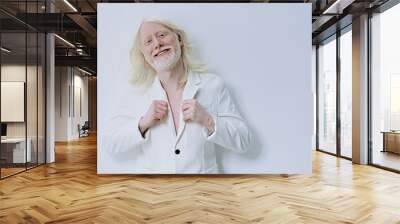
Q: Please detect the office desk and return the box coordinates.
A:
[382,131,400,154]
[1,138,32,163]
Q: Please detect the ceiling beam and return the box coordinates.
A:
[55,55,96,71]
[323,0,356,14]
[67,13,97,46]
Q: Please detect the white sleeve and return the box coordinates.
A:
[202,81,253,153]
[102,102,149,155]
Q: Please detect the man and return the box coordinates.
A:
[134,21,215,139]
[104,20,253,174]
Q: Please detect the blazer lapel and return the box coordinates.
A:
[175,72,201,145]
[148,76,177,144]
[149,76,167,101]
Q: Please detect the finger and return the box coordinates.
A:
[183,113,191,121]
[182,102,195,111]
[155,107,164,113]
[154,100,168,107]
[183,106,193,115]
[182,104,191,111]
[159,100,168,107]
[158,110,168,118]
[156,104,168,112]
[154,112,163,120]
[182,99,194,106]
[156,101,168,107]
[184,110,194,120]
[158,112,167,119]
[183,109,190,116]
[154,102,168,108]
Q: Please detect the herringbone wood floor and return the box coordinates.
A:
[1,135,400,224]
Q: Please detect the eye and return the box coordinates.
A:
[144,39,152,45]
[158,32,166,38]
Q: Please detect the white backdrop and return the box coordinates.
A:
[97,3,313,174]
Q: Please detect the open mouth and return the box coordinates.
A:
[154,48,171,58]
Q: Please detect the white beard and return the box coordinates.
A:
[151,46,181,72]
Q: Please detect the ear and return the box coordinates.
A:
[177,34,183,46]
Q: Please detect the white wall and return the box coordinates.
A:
[55,67,89,141]
[72,72,89,138]
[55,66,69,141]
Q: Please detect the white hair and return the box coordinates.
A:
[129,19,207,88]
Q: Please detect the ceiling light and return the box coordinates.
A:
[322,0,354,15]
[1,47,11,53]
[63,0,78,12]
[54,34,75,48]
[323,0,340,14]
[78,67,92,76]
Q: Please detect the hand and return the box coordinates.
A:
[182,99,214,132]
[139,100,168,134]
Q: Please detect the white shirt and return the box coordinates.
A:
[103,72,253,174]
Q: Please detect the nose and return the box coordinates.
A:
[153,37,162,50]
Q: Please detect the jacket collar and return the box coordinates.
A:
[183,71,201,100]
[177,71,201,143]
[149,71,201,101]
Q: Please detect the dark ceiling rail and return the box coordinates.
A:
[0,7,38,32]
[373,0,400,12]
[0,12,88,32]
[312,0,393,45]
[55,47,96,57]
[312,14,352,44]
[55,55,96,72]
[14,13,83,32]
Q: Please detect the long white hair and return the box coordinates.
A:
[129,19,207,88]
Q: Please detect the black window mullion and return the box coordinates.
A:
[336,30,341,157]
[316,45,319,150]
[36,0,39,168]
[367,11,373,165]
[24,0,28,171]
[0,26,2,179]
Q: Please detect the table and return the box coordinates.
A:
[1,138,32,163]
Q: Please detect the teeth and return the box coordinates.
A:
[156,49,169,57]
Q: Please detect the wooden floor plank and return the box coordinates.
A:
[1,135,400,223]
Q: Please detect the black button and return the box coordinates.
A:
[175,149,180,155]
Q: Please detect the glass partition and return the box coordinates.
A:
[0,1,46,179]
[27,31,38,169]
[339,28,352,158]
[317,36,337,155]
[371,3,400,171]
[38,32,45,165]
[1,31,28,177]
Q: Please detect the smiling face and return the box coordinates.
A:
[139,21,182,72]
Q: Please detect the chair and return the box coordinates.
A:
[79,121,90,138]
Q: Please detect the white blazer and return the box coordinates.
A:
[103,72,253,174]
